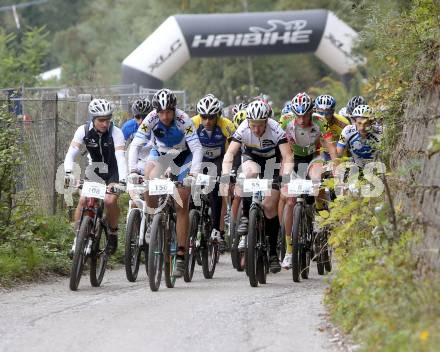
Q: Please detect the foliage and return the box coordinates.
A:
[0,27,49,88]
[323,192,440,351]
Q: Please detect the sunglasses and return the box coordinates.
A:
[201,114,218,120]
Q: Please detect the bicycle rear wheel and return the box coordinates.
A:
[165,218,177,288]
[69,216,92,291]
[90,219,108,287]
[124,209,142,282]
[148,213,164,292]
[202,217,217,279]
[184,209,199,282]
[291,205,304,283]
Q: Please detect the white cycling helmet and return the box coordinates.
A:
[196,94,222,116]
[232,102,248,115]
[88,98,114,118]
[246,100,270,120]
[152,88,177,112]
[352,104,373,119]
[291,92,313,116]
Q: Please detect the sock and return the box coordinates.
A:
[286,234,292,254]
[242,197,251,218]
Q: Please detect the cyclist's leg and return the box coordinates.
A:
[209,158,224,242]
[308,156,327,212]
[237,157,260,234]
[104,172,121,254]
[173,150,193,276]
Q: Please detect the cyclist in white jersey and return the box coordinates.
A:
[221,100,293,273]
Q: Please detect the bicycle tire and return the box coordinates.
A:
[124,209,142,282]
[291,205,304,283]
[247,207,261,287]
[201,217,217,280]
[69,216,92,291]
[90,220,108,287]
[164,217,177,288]
[148,213,164,292]
[315,231,325,275]
[323,229,332,272]
[184,209,199,282]
[231,202,243,271]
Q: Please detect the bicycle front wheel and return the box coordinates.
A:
[184,209,199,282]
[148,213,164,292]
[124,209,142,282]
[69,216,92,291]
[291,205,304,283]
[247,207,263,287]
[90,219,108,287]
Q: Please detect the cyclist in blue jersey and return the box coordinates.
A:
[121,99,152,141]
[128,89,203,278]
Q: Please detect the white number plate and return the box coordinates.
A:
[196,174,211,186]
[149,179,174,195]
[243,179,269,193]
[288,179,314,196]
[82,181,107,200]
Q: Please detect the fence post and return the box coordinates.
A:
[42,93,58,215]
[76,94,92,125]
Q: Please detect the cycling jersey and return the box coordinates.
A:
[313,113,350,158]
[337,125,381,167]
[285,119,322,157]
[192,115,235,160]
[130,108,203,174]
[65,122,127,183]
[278,112,294,130]
[232,118,287,159]
[121,118,139,141]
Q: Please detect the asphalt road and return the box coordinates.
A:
[0,258,339,352]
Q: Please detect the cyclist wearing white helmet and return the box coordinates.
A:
[337,104,381,168]
[346,95,367,123]
[192,94,235,249]
[221,99,293,273]
[64,98,127,255]
[128,88,203,278]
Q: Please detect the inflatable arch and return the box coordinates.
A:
[122,9,363,88]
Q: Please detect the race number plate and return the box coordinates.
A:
[149,179,174,195]
[288,179,314,196]
[243,178,269,193]
[196,173,211,186]
[82,181,107,200]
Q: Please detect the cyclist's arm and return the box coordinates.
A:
[113,127,127,182]
[222,140,241,176]
[184,119,203,175]
[128,118,151,173]
[323,138,338,161]
[279,142,293,176]
[64,126,84,172]
[336,125,350,159]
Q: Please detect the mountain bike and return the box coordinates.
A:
[243,178,271,287]
[147,178,179,292]
[184,174,219,281]
[288,178,317,283]
[125,179,150,282]
[69,180,123,291]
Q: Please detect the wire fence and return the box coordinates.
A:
[1,85,187,215]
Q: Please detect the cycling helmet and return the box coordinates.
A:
[352,104,373,119]
[152,88,177,112]
[233,110,246,129]
[88,98,114,118]
[132,99,151,117]
[314,94,336,111]
[291,92,313,116]
[338,107,349,118]
[281,102,292,115]
[232,102,247,115]
[347,96,367,115]
[246,100,270,120]
[196,94,222,115]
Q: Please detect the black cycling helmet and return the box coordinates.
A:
[152,88,177,112]
[346,96,367,115]
[132,99,151,117]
